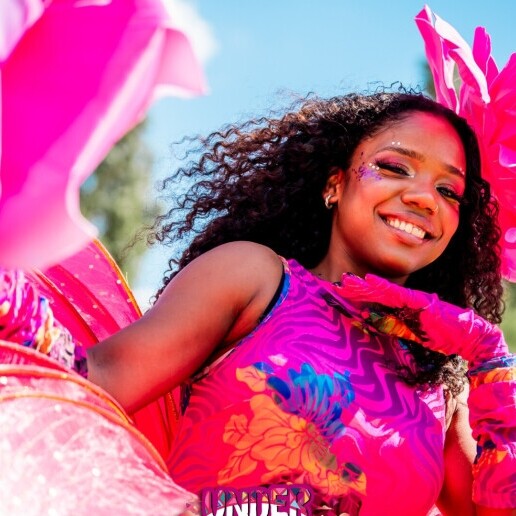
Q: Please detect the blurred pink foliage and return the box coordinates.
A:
[0,0,206,269]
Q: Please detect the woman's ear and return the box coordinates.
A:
[322,167,345,200]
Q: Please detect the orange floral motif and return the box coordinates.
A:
[469,367,516,389]
[472,448,509,476]
[236,366,267,393]
[219,365,366,498]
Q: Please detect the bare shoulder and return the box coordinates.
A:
[160,241,284,344]
[160,241,283,307]
[88,241,284,411]
[184,240,283,279]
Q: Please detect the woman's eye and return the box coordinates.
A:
[437,186,463,204]
[376,161,409,176]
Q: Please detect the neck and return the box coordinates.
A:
[310,254,408,285]
[309,256,358,284]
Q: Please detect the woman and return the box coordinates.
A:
[88,92,515,515]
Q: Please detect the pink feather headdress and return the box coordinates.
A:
[416,5,516,282]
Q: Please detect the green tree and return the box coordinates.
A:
[501,282,516,351]
[421,61,436,99]
[421,61,516,350]
[80,121,160,284]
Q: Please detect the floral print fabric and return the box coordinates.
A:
[167,260,447,515]
[0,269,87,374]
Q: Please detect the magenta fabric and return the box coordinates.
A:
[415,6,516,281]
[469,364,516,508]
[0,0,206,270]
[5,238,177,460]
[0,261,195,512]
[0,268,79,370]
[0,238,177,460]
[168,260,447,515]
[338,273,510,369]
[31,239,178,459]
[341,272,516,508]
[28,239,143,348]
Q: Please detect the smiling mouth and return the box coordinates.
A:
[383,217,431,239]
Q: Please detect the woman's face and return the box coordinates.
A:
[325,111,467,283]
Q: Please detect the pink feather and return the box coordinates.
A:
[416,5,516,281]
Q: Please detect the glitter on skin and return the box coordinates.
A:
[355,163,382,181]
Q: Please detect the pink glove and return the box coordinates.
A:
[339,273,516,508]
[338,273,509,370]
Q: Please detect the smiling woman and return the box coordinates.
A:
[317,111,466,283]
[1,2,513,515]
[87,91,515,515]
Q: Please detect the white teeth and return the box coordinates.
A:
[386,218,426,239]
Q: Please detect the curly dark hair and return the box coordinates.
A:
[151,91,504,395]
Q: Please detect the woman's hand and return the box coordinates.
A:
[339,273,509,369]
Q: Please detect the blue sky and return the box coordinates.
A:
[135,0,515,303]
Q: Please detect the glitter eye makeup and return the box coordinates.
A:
[354,162,382,181]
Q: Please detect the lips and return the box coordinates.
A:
[382,216,435,239]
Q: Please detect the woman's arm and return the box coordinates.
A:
[438,386,475,516]
[341,274,516,512]
[438,387,516,516]
[87,241,283,413]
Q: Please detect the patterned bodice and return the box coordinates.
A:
[167,259,446,515]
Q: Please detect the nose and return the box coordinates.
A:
[400,185,439,214]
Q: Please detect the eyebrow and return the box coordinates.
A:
[378,145,465,179]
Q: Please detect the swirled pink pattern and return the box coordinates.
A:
[168,260,446,515]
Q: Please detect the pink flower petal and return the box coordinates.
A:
[415,6,458,111]
[0,0,206,270]
[472,27,498,86]
[499,144,516,169]
[0,0,45,62]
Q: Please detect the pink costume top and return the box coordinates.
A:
[168,259,447,515]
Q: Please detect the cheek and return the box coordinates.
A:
[442,209,460,239]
